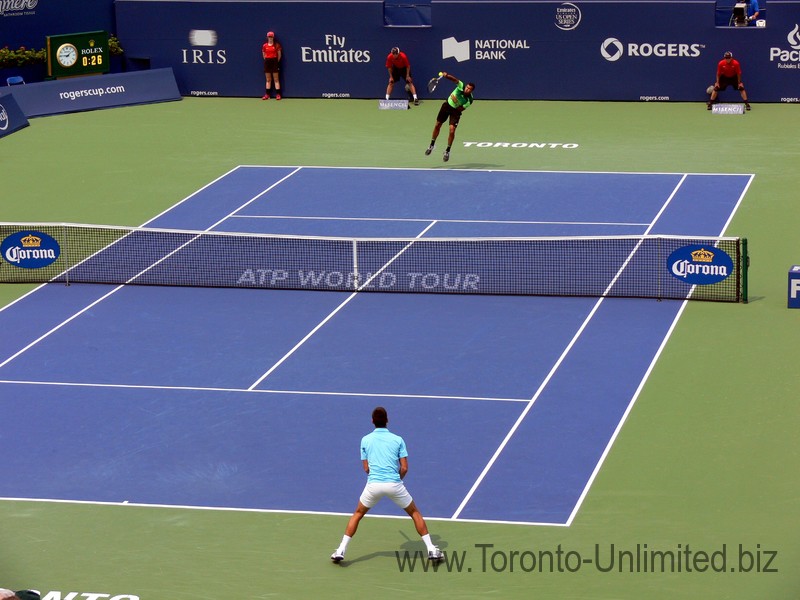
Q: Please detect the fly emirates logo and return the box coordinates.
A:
[301,34,371,63]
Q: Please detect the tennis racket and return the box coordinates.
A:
[427,72,444,93]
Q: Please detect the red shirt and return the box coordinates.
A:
[386,51,410,70]
[717,58,742,79]
[262,41,282,60]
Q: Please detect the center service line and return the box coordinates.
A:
[246,221,438,390]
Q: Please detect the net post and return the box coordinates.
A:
[741,237,748,303]
[63,223,70,287]
[352,239,359,290]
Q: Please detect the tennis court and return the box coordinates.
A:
[0,166,749,526]
[1,98,798,600]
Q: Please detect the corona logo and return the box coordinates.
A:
[1,230,60,269]
[690,248,714,263]
[21,234,42,247]
[667,244,733,285]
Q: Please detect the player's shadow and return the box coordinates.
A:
[331,532,447,568]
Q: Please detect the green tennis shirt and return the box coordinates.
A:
[447,80,474,110]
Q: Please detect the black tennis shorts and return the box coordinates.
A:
[436,102,463,127]
[717,75,740,90]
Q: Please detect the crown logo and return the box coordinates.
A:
[691,248,714,263]
[89,39,96,47]
[21,234,42,248]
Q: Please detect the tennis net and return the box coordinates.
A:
[0,223,748,302]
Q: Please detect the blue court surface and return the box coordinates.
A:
[0,166,751,526]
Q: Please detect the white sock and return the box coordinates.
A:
[338,535,352,553]
[413,94,418,100]
[385,94,390,100]
[421,533,435,551]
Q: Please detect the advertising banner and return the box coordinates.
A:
[9,68,181,117]
[114,0,800,102]
[0,92,30,138]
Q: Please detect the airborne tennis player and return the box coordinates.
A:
[424,72,475,162]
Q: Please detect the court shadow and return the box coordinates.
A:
[331,532,448,568]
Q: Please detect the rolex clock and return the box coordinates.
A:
[56,43,78,68]
[47,31,110,78]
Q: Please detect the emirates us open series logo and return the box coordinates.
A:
[667,245,733,285]
[1,230,61,268]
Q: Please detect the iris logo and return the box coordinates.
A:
[1,230,61,269]
[0,103,8,131]
[667,245,733,285]
[600,38,624,61]
[442,37,470,62]
[182,29,226,64]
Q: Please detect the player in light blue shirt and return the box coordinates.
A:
[331,407,443,563]
[361,426,406,483]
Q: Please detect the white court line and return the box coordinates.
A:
[564,174,754,526]
[0,379,528,404]
[230,214,651,227]
[0,167,304,369]
[0,496,568,527]
[236,164,755,177]
[246,221,438,390]
[449,174,690,520]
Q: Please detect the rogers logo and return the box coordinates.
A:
[600,38,624,62]
[601,37,703,61]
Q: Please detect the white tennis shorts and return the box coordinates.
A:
[360,482,413,509]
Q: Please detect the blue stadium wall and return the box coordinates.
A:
[4,0,800,102]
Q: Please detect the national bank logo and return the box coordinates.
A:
[182,29,227,64]
[442,36,530,62]
[601,37,703,62]
[442,37,470,62]
[667,245,733,285]
[1,230,61,269]
[769,24,800,64]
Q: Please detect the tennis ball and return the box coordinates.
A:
[706,85,714,95]
[405,83,411,92]
[439,71,443,77]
